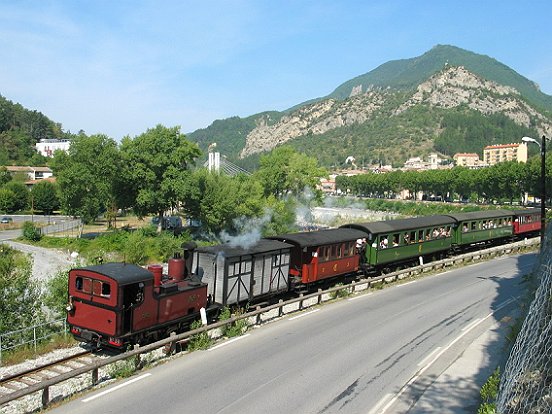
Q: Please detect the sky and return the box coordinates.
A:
[1,0,552,141]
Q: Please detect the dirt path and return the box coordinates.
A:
[5,241,77,282]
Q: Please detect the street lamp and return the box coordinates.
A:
[522,135,547,248]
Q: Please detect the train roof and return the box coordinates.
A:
[341,215,455,235]
[196,239,293,258]
[443,210,514,222]
[511,208,541,216]
[269,228,368,247]
[73,263,153,286]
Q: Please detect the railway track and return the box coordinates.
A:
[0,350,95,397]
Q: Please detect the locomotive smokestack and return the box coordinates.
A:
[182,241,197,278]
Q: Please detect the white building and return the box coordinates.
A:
[35,139,71,157]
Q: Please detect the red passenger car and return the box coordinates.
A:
[512,209,541,237]
[269,228,368,285]
[67,259,208,349]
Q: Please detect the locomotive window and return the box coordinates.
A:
[82,277,92,294]
[92,280,101,296]
[101,282,111,297]
[75,277,83,291]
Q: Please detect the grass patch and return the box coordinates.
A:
[1,334,77,366]
[108,359,137,379]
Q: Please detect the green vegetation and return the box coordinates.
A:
[338,157,552,206]
[330,283,350,299]
[30,226,194,265]
[108,359,138,379]
[218,307,249,338]
[22,221,42,241]
[0,245,44,344]
[478,367,500,414]
[187,320,212,351]
[435,111,537,157]
[0,94,66,165]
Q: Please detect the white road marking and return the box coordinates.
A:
[82,373,151,402]
[208,334,251,351]
[462,318,483,332]
[375,297,519,414]
[367,393,394,414]
[396,281,416,288]
[417,347,442,367]
[288,309,320,320]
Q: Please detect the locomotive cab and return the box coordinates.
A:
[67,263,154,348]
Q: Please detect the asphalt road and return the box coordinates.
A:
[50,253,535,414]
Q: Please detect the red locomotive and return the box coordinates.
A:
[67,244,209,349]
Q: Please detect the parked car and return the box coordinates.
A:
[1,217,13,224]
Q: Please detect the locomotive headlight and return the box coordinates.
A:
[66,296,74,312]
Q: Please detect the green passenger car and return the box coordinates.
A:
[444,210,514,247]
[342,215,456,269]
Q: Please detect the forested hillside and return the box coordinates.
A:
[0,94,66,165]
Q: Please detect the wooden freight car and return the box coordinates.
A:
[194,239,293,306]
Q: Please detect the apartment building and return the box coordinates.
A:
[483,142,528,165]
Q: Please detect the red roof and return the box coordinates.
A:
[483,143,521,150]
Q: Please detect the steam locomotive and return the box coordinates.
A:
[67,209,541,349]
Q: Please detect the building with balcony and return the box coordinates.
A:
[483,143,528,165]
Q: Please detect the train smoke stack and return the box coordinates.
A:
[182,242,197,278]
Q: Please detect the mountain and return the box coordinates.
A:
[188,45,552,169]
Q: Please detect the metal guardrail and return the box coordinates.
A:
[0,319,67,364]
[0,237,539,409]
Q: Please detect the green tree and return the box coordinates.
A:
[0,166,11,186]
[44,269,69,318]
[31,180,60,215]
[120,125,201,229]
[52,134,121,223]
[0,188,16,213]
[4,181,29,211]
[183,170,265,236]
[255,146,327,199]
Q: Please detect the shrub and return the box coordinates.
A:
[330,283,350,299]
[22,221,42,241]
[219,306,248,337]
[108,359,137,379]
[187,320,212,351]
[478,367,500,414]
